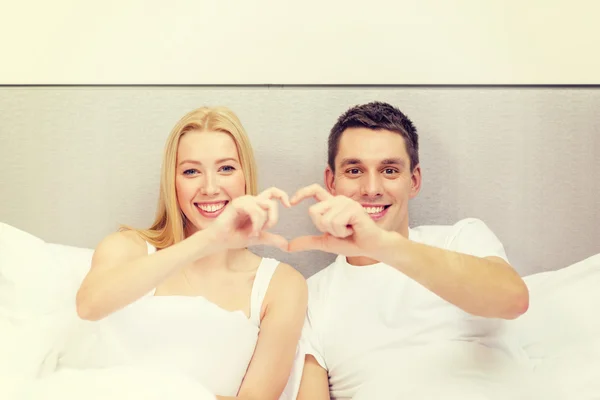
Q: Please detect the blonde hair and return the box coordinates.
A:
[121,106,258,249]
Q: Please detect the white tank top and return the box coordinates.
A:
[59,243,281,397]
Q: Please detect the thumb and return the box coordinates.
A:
[251,231,288,251]
[287,234,329,253]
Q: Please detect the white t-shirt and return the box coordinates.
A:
[302,218,532,400]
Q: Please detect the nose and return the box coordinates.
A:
[360,171,383,199]
[200,172,220,196]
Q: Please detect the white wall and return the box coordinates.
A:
[0,87,598,278]
[1,0,599,84]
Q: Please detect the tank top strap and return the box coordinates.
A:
[145,241,157,296]
[146,241,157,255]
[249,257,281,327]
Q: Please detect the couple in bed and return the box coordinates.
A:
[72,102,530,400]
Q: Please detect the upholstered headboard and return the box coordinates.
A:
[0,87,598,277]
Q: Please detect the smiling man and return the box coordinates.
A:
[290,101,531,400]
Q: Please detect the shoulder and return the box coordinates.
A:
[410,218,493,245]
[410,218,507,260]
[307,260,333,282]
[447,218,508,261]
[305,259,340,310]
[447,217,500,244]
[451,217,490,232]
[93,229,148,261]
[273,261,307,290]
[307,258,338,285]
[260,261,308,324]
[267,261,308,306]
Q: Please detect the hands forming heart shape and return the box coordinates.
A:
[205,184,389,259]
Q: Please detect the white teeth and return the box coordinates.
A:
[197,202,226,213]
[364,206,385,214]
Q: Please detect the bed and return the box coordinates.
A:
[1,221,599,399]
[1,87,599,399]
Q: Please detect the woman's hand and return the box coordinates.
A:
[204,187,291,252]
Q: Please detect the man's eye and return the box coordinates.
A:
[347,168,361,174]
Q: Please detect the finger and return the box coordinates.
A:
[333,202,359,238]
[260,187,291,208]
[308,201,332,234]
[287,234,346,254]
[236,201,267,236]
[319,208,336,236]
[249,205,268,236]
[320,208,352,238]
[308,200,332,216]
[252,231,288,251]
[327,208,354,238]
[290,184,332,205]
[257,198,278,230]
[287,235,326,253]
[311,198,353,238]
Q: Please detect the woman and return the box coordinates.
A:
[72,106,308,400]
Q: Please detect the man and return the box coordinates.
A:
[288,102,530,399]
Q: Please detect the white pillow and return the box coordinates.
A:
[45,242,94,305]
[506,253,600,361]
[0,222,95,392]
[0,222,55,318]
[0,222,93,318]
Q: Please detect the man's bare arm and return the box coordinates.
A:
[297,355,330,400]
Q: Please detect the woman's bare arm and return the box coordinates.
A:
[76,229,217,321]
[216,263,307,400]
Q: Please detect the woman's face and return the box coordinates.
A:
[175,130,246,234]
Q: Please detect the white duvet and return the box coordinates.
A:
[2,219,599,400]
[12,366,217,400]
[0,309,303,400]
[0,313,214,400]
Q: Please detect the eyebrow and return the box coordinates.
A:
[339,157,406,167]
[178,158,239,166]
[381,158,406,167]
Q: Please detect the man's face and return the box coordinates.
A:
[325,127,421,236]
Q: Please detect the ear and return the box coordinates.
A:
[409,164,422,199]
[324,166,336,195]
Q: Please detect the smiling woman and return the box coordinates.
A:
[69,106,308,400]
[176,131,248,229]
[131,107,260,248]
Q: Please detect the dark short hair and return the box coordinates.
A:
[327,101,419,172]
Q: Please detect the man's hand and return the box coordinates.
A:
[205,187,291,252]
[287,184,387,258]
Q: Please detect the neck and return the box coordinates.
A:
[346,223,410,267]
[183,224,245,271]
[191,248,247,271]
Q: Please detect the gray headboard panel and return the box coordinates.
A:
[0,87,598,277]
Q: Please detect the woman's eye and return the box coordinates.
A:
[183,169,199,175]
[220,165,235,172]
